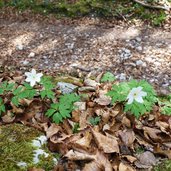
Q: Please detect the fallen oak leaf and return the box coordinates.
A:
[119,162,136,171]
[118,129,135,147]
[92,129,120,153]
[121,155,137,163]
[94,94,111,106]
[64,149,95,161]
[135,151,157,169]
[84,79,100,87]
[82,161,102,171]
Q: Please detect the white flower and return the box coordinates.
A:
[25,69,43,87]
[127,86,147,104]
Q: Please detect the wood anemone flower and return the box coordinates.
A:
[25,69,43,87]
[127,86,147,104]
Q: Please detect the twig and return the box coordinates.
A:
[132,0,170,11]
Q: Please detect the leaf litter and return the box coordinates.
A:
[0,71,171,171]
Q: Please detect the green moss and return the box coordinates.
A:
[0,124,57,171]
[0,0,168,25]
[153,160,171,171]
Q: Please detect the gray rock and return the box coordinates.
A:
[57,82,78,94]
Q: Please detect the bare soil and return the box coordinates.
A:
[0,8,171,91]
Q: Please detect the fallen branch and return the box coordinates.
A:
[132,0,170,11]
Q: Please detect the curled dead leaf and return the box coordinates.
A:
[83,161,102,171]
[135,151,157,169]
[65,149,95,161]
[92,129,119,153]
[2,111,15,123]
[94,94,111,106]
[118,129,135,147]
[119,162,136,171]
[84,79,100,87]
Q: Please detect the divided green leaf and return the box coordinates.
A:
[101,72,116,82]
[45,93,80,124]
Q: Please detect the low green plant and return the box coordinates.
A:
[72,123,80,133]
[158,90,171,115]
[40,76,55,100]
[45,93,80,124]
[12,83,36,106]
[107,80,157,118]
[0,97,5,116]
[89,116,101,126]
[101,72,116,83]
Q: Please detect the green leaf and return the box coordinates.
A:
[52,112,63,124]
[72,123,80,133]
[11,96,19,107]
[45,108,56,117]
[89,116,101,126]
[101,72,116,82]
[45,93,80,124]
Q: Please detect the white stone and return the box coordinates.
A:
[136,37,141,42]
[28,52,35,58]
[136,60,144,66]
[136,46,143,51]
[17,161,27,167]
[22,60,29,65]
[16,44,24,51]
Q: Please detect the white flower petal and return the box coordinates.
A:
[139,91,147,97]
[136,86,143,92]
[25,72,31,77]
[30,80,36,87]
[135,96,144,103]
[25,77,32,82]
[127,96,134,104]
[31,69,36,75]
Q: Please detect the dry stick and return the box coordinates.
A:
[132,0,170,11]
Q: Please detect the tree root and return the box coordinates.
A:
[132,0,170,11]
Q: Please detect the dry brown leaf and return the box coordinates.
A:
[154,146,171,159]
[2,111,15,123]
[74,102,86,111]
[155,121,169,134]
[84,79,100,87]
[79,110,90,129]
[83,161,102,171]
[65,149,95,161]
[135,151,157,168]
[95,108,110,123]
[94,94,111,106]
[71,110,80,122]
[122,155,137,163]
[110,104,122,118]
[46,123,62,138]
[118,129,135,147]
[92,129,119,153]
[74,131,92,150]
[119,162,135,171]
[143,126,161,142]
[121,116,131,128]
[95,151,113,171]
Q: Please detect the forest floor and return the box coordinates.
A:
[0,8,171,171]
[0,8,170,92]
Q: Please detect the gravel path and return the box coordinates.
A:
[0,14,171,91]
